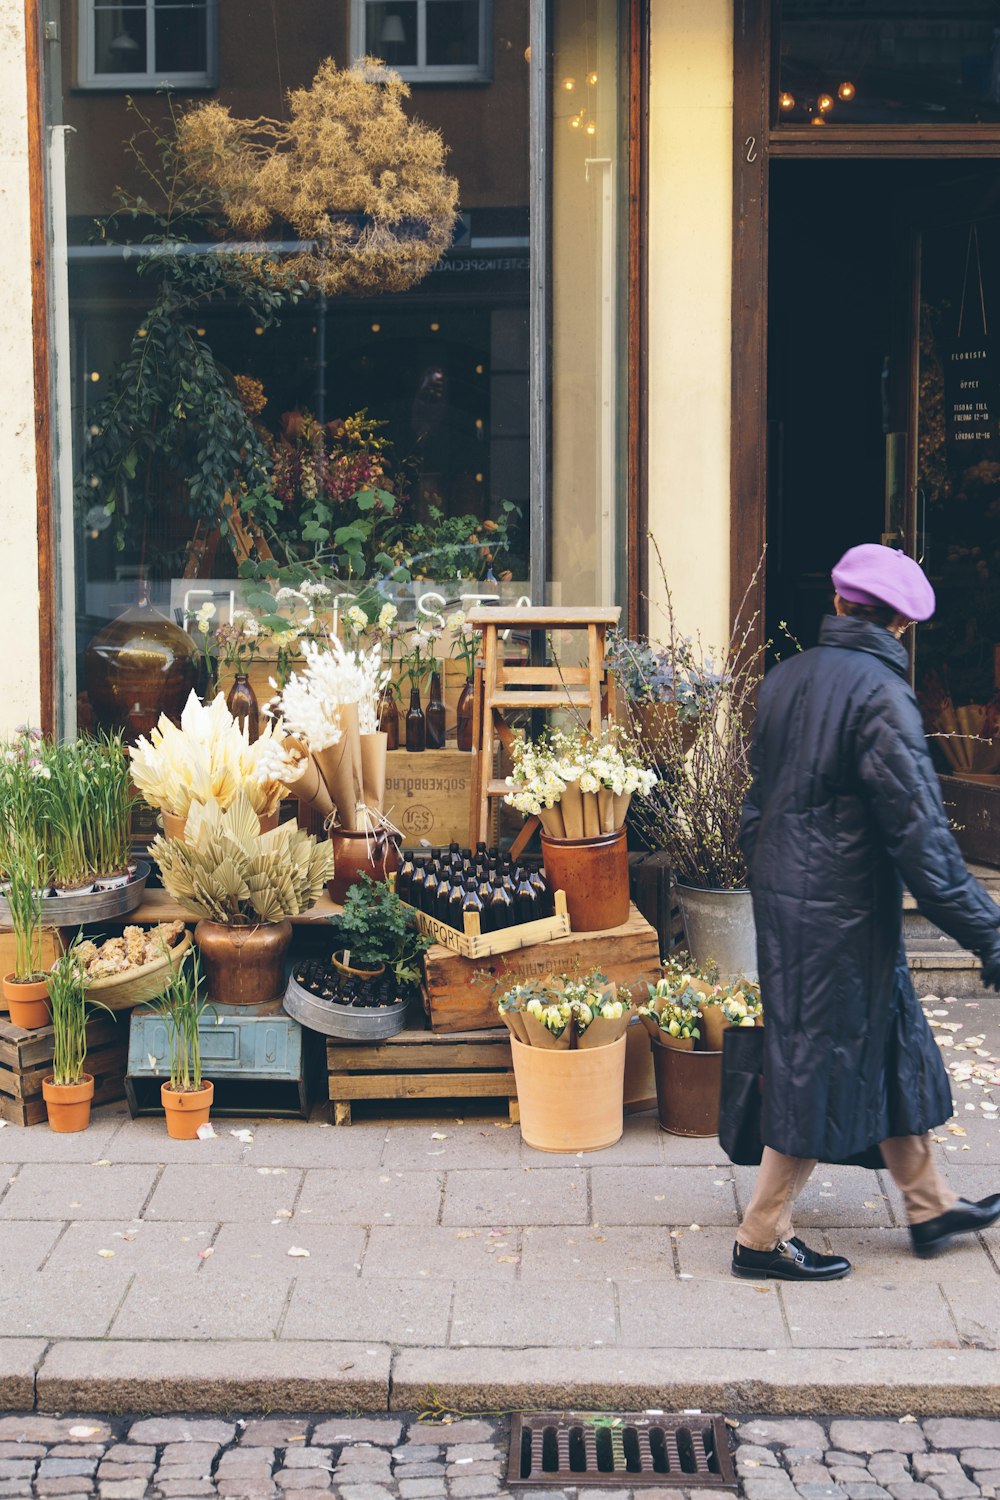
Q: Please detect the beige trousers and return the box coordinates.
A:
[736,1135,958,1251]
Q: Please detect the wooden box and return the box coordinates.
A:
[422,901,663,1034]
[327,1024,517,1125]
[403,890,571,959]
[0,1011,128,1126]
[384,748,475,847]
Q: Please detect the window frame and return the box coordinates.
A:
[77,0,218,91]
[350,0,494,85]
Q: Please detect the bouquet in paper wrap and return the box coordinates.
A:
[497,970,632,1050]
[503,726,657,839]
[129,692,288,821]
[260,637,392,835]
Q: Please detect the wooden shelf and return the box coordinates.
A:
[123,888,344,926]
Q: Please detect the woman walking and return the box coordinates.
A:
[734,543,1000,1281]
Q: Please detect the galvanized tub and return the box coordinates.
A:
[0,862,151,928]
[674,883,758,982]
[282,972,412,1040]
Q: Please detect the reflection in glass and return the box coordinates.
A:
[778,0,1000,126]
[426,1,481,67]
[154,2,208,74]
[93,5,147,74]
[364,2,418,68]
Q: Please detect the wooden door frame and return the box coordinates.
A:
[730,0,1000,638]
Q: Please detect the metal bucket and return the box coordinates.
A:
[675,883,758,981]
[651,1039,722,1137]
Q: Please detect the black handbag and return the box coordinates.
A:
[718,1025,765,1165]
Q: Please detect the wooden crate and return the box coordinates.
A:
[403,890,570,958]
[0,1011,128,1126]
[627,852,685,955]
[384,748,476,848]
[327,1024,517,1125]
[422,901,663,1033]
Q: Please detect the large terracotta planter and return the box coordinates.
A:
[675,883,759,982]
[540,828,629,933]
[651,1036,722,1137]
[2,974,50,1029]
[194,919,292,1006]
[161,1079,214,1140]
[511,1032,627,1153]
[42,1074,94,1134]
[327,828,400,904]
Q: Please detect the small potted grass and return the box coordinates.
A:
[155,950,213,1139]
[84,733,136,890]
[42,949,102,1133]
[2,843,52,1028]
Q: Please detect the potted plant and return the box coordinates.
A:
[151,792,332,1006]
[82,734,136,891]
[498,972,632,1152]
[623,545,767,979]
[608,630,719,763]
[2,842,51,1029]
[155,949,213,1139]
[504,726,656,933]
[335,873,430,985]
[42,949,105,1133]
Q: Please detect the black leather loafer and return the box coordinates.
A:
[910,1195,1000,1257]
[731,1236,851,1281]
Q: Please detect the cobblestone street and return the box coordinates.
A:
[3,1413,1000,1500]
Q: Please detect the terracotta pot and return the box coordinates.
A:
[194,919,292,1006]
[162,807,280,841]
[2,974,50,1029]
[327,828,400,904]
[699,1004,730,1052]
[540,828,629,933]
[651,1036,722,1137]
[332,951,386,983]
[161,1079,214,1140]
[511,1032,627,1153]
[42,1074,94,1134]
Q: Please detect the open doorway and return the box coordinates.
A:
[767,157,1000,791]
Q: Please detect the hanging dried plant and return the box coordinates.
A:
[176,57,459,296]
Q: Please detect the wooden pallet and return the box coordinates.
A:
[403,889,570,959]
[327,1024,517,1125]
[0,1012,128,1126]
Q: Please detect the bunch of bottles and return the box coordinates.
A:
[396,843,556,932]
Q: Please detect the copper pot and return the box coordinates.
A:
[193,919,292,1007]
[540,827,630,933]
[327,829,400,905]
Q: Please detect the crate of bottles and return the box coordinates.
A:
[403,888,571,960]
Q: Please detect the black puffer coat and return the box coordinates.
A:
[741,613,1000,1161]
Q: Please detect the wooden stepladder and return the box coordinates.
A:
[184,492,274,579]
[466,605,621,853]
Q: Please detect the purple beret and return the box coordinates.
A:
[831,544,935,622]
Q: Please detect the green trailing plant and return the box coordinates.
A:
[155,948,209,1092]
[335,874,429,987]
[151,791,333,924]
[47,950,91,1087]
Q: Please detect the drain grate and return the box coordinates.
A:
[508,1412,737,1489]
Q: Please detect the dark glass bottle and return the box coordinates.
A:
[461,878,484,925]
[529,865,554,917]
[477,872,496,932]
[226,672,259,742]
[456,676,474,752]
[515,867,538,925]
[426,671,446,750]
[447,877,466,930]
[410,856,428,910]
[396,850,415,903]
[406,687,426,752]
[378,690,399,751]
[436,868,454,924]
[489,878,515,930]
[422,863,439,915]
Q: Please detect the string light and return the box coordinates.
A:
[370,322,381,332]
[587,70,598,85]
[562,76,575,91]
[817,93,834,113]
[429,321,440,332]
[585,120,596,135]
[838,80,855,100]
[779,91,795,111]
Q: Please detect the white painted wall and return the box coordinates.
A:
[646,0,733,653]
[0,0,42,733]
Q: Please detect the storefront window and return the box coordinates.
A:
[47,0,628,738]
[777,1,1000,126]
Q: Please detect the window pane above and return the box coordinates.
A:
[778,0,1000,126]
[155,2,208,74]
[365,2,418,69]
[426,1,481,68]
[93,5,147,75]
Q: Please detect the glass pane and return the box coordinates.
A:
[154,2,208,75]
[93,6,147,75]
[426,1,481,68]
[365,2,418,69]
[56,0,531,739]
[778,0,1000,126]
[550,0,626,606]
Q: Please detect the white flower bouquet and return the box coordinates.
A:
[497,969,632,1050]
[129,692,287,821]
[503,726,656,839]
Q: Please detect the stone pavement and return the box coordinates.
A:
[0,992,999,1415]
[4,1412,1000,1500]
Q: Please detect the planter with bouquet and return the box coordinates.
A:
[129,692,288,841]
[284,874,430,1039]
[151,792,333,1006]
[497,971,632,1151]
[261,635,401,901]
[504,727,657,932]
[625,544,765,979]
[609,630,720,766]
[154,950,213,1139]
[42,949,105,1133]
